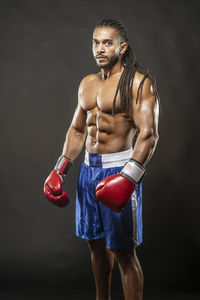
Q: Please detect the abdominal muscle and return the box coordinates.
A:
[85,109,136,154]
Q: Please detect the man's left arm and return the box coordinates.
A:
[131,77,159,166]
[96,77,159,212]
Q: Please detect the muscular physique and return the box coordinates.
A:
[63,28,158,166]
[63,70,159,164]
[46,26,159,300]
[60,27,159,300]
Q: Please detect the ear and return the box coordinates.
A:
[120,42,128,55]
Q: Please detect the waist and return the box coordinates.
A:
[84,148,132,168]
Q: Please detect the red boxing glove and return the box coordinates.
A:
[44,155,73,207]
[96,174,136,212]
[96,158,145,212]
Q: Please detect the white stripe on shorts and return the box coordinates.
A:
[131,191,138,247]
[84,148,132,168]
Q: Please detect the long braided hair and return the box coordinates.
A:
[95,19,160,116]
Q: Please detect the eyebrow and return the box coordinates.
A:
[93,38,113,42]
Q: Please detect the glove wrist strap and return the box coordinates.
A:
[54,155,73,176]
[120,158,145,184]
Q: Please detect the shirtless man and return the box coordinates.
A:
[44,19,159,300]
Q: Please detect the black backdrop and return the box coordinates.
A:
[0,0,199,298]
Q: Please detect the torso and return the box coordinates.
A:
[79,72,138,154]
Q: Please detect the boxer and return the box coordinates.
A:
[44,19,159,300]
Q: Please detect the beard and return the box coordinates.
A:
[95,53,119,69]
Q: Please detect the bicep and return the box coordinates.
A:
[70,103,87,134]
[133,79,159,136]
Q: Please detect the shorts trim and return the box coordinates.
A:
[84,148,132,168]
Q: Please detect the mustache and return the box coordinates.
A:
[95,55,108,59]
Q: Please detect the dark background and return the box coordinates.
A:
[0,0,199,299]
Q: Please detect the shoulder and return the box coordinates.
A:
[77,73,100,109]
[78,73,100,92]
[133,71,152,89]
[132,71,153,97]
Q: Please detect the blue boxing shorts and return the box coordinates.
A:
[76,149,143,249]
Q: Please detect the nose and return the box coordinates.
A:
[96,43,105,54]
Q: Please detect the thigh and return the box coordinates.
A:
[99,195,135,250]
[87,238,107,253]
[76,162,105,240]
[100,184,143,250]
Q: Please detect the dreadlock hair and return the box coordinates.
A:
[95,19,160,116]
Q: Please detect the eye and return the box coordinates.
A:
[93,41,99,46]
[105,41,112,46]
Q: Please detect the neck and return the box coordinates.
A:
[100,59,123,80]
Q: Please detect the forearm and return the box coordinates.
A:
[62,125,87,161]
[132,130,159,166]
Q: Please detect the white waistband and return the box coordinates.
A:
[84,148,132,168]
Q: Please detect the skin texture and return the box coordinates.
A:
[62,27,159,300]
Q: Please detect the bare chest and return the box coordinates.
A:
[79,77,121,114]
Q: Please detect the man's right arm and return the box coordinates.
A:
[62,102,87,161]
[43,79,88,207]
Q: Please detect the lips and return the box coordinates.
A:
[96,56,107,59]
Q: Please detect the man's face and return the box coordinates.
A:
[92,27,122,69]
